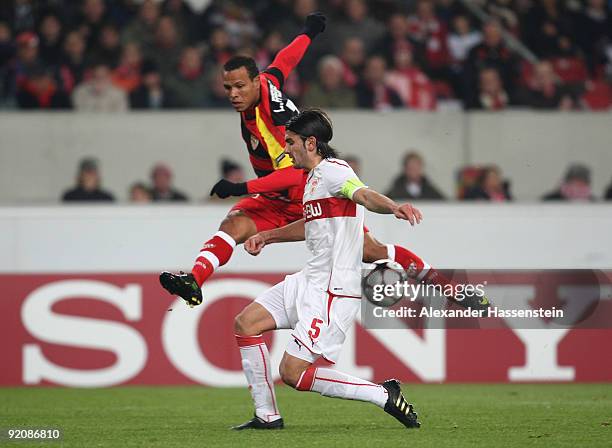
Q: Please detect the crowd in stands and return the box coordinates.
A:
[1,0,611,111]
[62,154,612,203]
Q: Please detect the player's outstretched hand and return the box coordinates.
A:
[210,179,247,199]
[245,234,266,256]
[394,203,423,226]
[302,12,326,39]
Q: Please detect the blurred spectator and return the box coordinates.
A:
[345,155,362,176]
[543,163,595,201]
[302,55,357,108]
[129,60,174,109]
[93,24,122,68]
[407,0,451,74]
[206,65,231,109]
[378,13,414,64]
[77,0,107,51]
[467,67,511,110]
[0,21,13,105]
[484,0,520,34]
[448,15,481,67]
[38,14,63,66]
[221,159,245,183]
[522,0,574,58]
[62,158,115,202]
[339,37,365,88]
[150,163,188,201]
[464,21,519,102]
[150,16,183,77]
[122,0,160,52]
[112,43,142,93]
[574,0,610,74]
[58,31,88,94]
[333,0,385,53]
[356,55,403,110]
[14,31,42,91]
[129,182,152,203]
[165,47,209,108]
[386,151,445,200]
[205,27,233,66]
[521,61,575,110]
[464,165,512,201]
[162,0,198,44]
[604,179,612,200]
[385,42,436,110]
[16,67,71,109]
[72,63,128,112]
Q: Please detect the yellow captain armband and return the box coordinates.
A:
[340,177,367,200]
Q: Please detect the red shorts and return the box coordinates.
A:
[231,195,303,232]
[231,195,371,234]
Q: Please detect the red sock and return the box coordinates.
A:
[390,244,455,289]
[191,231,236,286]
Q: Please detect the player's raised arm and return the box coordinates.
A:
[265,12,327,87]
[352,188,423,225]
[244,219,306,256]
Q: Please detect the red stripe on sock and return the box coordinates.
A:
[258,345,278,414]
[296,366,317,391]
[235,334,263,347]
[191,235,234,286]
[314,376,381,387]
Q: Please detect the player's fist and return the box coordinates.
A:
[245,234,266,256]
[210,179,247,199]
[302,12,326,39]
[394,203,423,226]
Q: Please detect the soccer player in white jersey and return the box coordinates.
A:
[232,109,423,430]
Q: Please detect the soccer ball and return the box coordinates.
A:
[362,259,408,307]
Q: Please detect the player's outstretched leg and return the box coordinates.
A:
[280,353,421,429]
[232,303,283,430]
[363,233,490,310]
[160,211,257,306]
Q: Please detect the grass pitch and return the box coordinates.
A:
[1,384,610,447]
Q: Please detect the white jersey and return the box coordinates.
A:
[302,158,367,297]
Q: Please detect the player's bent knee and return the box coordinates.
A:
[233,312,253,336]
[278,362,303,389]
[363,235,388,263]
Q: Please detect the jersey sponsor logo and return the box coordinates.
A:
[304,202,323,220]
[268,79,299,114]
[303,197,357,222]
[268,80,285,113]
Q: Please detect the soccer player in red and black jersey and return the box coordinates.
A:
[160,12,489,315]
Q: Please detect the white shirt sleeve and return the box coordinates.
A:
[322,159,367,200]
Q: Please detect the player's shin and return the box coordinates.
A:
[296,366,388,408]
[191,231,236,286]
[236,335,281,422]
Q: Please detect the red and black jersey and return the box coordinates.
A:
[241,34,312,204]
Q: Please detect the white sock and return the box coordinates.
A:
[235,335,281,422]
[296,366,388,408]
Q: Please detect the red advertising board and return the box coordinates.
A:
[1,273,611,387]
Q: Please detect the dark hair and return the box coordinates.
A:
[223,55,259,79]
[285,109,337,159]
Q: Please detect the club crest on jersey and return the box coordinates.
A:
[308,177,320,194]
[250,134,260,149]
[304,201,322,220]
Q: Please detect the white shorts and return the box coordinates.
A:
[255,270,361,364]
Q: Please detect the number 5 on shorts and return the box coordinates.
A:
[308,318,324,340]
